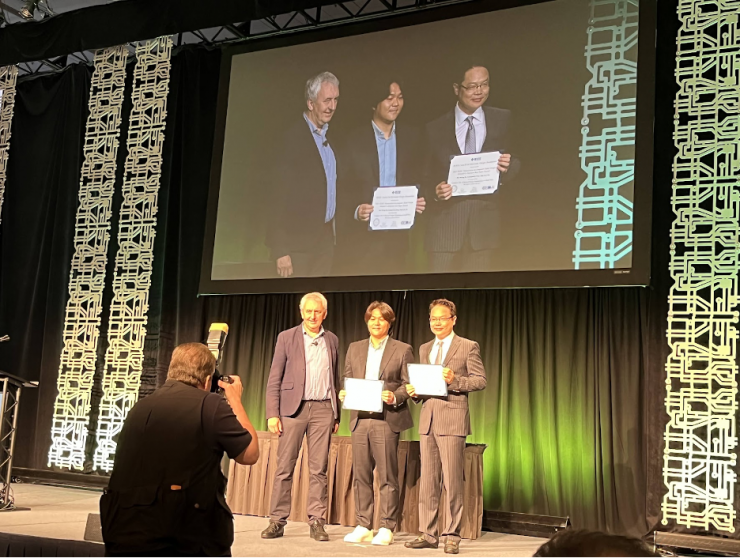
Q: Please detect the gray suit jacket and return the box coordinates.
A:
[343,337,414,433]
[265,324,340,420]
[417,334,487,436]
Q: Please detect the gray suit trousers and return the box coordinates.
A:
[419,432,466,543]
[269,400,334,525]
[351,418,400,530]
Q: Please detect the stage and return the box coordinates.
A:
[0,484,545,557]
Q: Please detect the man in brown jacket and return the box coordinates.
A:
[339,301,414,546]
[405,299,487,554]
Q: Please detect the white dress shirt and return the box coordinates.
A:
[429,332,455,365]
[454,104,486,154]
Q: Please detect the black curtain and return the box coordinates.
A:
[0,65,91,471]
[0,0,679,538]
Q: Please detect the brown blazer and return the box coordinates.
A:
[265,325,340,420]
[343,337,414,433]
[417,334,487,436]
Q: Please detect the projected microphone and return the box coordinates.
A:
[206,323,231,393]
[322,138,329,147]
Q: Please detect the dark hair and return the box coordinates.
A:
[429,299,456,318]
[167,343,216,388]
[369,79,404,110]
[455,64,489,85]
[364,301,396,326]
[534,529,658,557]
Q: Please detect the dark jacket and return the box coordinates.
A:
[100,380,251,556]
[265,324,340,420]
[343,337,414,433]
[267,116,337,259]
[423,106,520,252]
[337,122,421,274]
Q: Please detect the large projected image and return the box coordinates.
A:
[206,0,644,287]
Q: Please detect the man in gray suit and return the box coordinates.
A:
[261,292,340,542]
[338,301,414,546]
[405,299,487,554]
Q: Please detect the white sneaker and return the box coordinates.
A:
[344,525,373,543]
[372,527,394,545]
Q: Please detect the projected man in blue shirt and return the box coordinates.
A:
[268,71,340,278]
[337,81,425,276]
[422,65,520,273]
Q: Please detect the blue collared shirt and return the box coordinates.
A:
[372,120,397,187]
[304,113,337,223]
[365,336,389,381]
[302,325,332,401]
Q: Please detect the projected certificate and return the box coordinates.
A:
[369,185,418,230]
[448,151,501,196]
[408,364,448,397]
[343,378,384,412]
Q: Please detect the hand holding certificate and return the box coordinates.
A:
[447,151,501,197]
[369,185,418,230]
[407,364,448,397]
[343,378,384,413]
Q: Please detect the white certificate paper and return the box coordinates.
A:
[407,364,448,397]
[343,378,384,413]
[447,151,501,196]
[369,185,418,230]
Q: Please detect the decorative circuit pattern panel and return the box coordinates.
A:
[0,65,18,225]
[573,0,638,269]
[661,0,740,533]
[93,37,173,472]
[48,47,127,470]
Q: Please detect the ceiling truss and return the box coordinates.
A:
[14,0,474,77]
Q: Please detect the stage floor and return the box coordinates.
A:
[0,484,545,557]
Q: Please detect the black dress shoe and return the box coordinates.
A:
[405,535,438,549]
[261,522,284,539]
[310,520,329,541]
[445,540,460,554]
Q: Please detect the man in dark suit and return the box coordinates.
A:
[268,72,340,278]
[423,65,520,273]
[338,301,414,546]
[100,343,259,557]
[405,299,487,554]
[261,292,340,541]
[337,81,425,276]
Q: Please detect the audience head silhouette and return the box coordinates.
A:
[534,529,658,557]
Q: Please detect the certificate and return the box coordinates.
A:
[343,378,384,413]
[369,185,418,231]
[447,151,501,196]
[407,364,448,397]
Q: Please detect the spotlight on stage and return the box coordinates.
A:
[19,0,54,20]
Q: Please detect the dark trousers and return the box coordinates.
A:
[351,418,400,530]
[419,432,466,544]
[290,221,335,277]
[269,400,334,525]
[428,248,493,273]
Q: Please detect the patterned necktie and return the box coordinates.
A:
[464,115,477,154]
[434,340,444,365]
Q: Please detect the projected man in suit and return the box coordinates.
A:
[261,292,340,542]
[268,72,340,278]
[337,81,425,275]
[423,65,520,273]
[338,301,414,546]
[405,299,487,554]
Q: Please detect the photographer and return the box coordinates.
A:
[100,342,259,557]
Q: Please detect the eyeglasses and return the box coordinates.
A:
[429,316,454,324]
[459,82,490,92]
